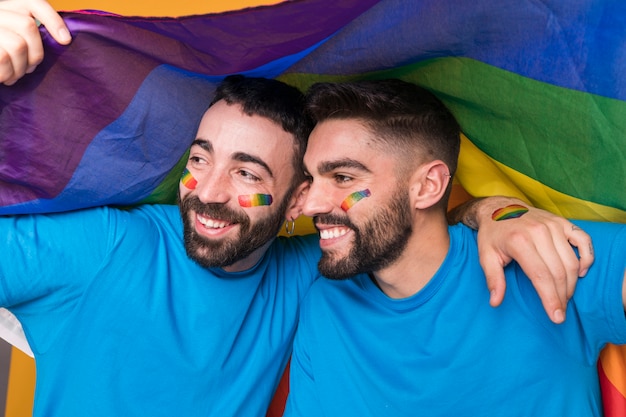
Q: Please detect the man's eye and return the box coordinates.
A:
[189,156,206,165]
[335,174,352,184]
[239,170,261,182]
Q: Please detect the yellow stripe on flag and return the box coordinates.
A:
[457,134,626,223]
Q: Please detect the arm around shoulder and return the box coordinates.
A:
[449,195,595,324]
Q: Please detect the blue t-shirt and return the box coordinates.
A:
[285,221,626,417]
[0,204,320,417]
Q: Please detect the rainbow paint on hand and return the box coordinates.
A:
[491,204,529,221]
[238,194,273,207]
[341,189,371,211]
[180,168,197,190]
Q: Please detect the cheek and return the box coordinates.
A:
[179,182,192,200]
[238,193,274,208]
[341,189,372,211]
[180,168,198,190]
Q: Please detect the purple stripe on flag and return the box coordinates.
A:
[0,0,380,210]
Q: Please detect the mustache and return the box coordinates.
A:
[314,213,357,230]
[179,195,248,224]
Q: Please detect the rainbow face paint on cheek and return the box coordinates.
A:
[180,168,198,190]
[491,204,529,221]
[341,189,371,211]
[238,194,273,207]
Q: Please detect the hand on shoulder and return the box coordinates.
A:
[453,196,594,324]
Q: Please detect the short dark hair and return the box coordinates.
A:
[305,79,461,207]
[212,75,313,187]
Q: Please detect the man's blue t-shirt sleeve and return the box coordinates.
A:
[0,208,117,352]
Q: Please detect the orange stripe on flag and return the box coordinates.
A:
[599,344,626,417]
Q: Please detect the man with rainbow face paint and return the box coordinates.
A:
[285,79,626,417]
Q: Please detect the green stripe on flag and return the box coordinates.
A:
[283,57,626,212]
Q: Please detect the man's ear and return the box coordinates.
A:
[285,180,310,221]
[410,160,451,210]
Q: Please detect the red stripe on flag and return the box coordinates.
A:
[598,358,626,417]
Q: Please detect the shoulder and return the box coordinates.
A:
[449,222,478,242]
[564,220,626,346]
[272,234,321,267]
[302,274,362,309]
[91,204,184,250]
[574,220,625,266]
[130,203,180,220]
[117,204,181,230]
[578,219,626,263]
[574,219,626,241]
[445,223,480,264]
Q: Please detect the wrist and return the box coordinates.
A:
[447,197,485,230]
[479,196,530,226]
[448,196,530,230]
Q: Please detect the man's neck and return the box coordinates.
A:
[371,215,450,299]
[220,238,275,273]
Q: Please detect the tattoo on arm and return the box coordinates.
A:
[490,204,529,221]
[447,197,486,230]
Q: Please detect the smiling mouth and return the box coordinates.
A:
[196,213,234,229]
[318,226,350,240]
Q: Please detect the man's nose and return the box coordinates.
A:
[194,171,231,204]
[302,182,334,217]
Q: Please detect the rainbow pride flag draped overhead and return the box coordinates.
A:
[1,0,625,219]
[0,0,625,413]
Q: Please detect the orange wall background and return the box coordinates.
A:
[49,0,281,16]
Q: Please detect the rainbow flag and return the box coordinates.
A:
[0,0,624,414]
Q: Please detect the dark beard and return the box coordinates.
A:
[179,195,288,269]
[316,191,413,279]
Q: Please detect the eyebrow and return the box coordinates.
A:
[232,152,274,178]
[192,138,213,153]
[192,138,274,179]
[316,158,371,175]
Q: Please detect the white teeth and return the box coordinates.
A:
[319,227,349,240]
[197,215,230,229]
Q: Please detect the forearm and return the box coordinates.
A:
[447,196,528,229]
[447,197,486,229]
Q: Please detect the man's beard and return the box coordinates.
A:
[316,190,413,280]
[179,195,288,269]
